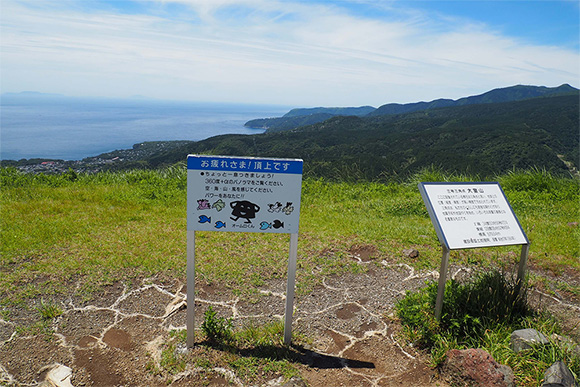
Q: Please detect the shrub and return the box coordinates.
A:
[201,306,233,343]
[396,269,533,353]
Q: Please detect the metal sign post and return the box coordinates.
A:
[284,233,299,345]
[186,230,196,348]
[186,155,303,348]
[418,182,529,321]
[434,245,450,321]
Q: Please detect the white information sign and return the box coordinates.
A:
[419,182,528,250]
[186,154,303,347]
[419,182,529,321]
[187,155,303,234]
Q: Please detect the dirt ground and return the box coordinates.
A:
[1,249,579,386]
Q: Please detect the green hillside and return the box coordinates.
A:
[369,83,578,116]
[244,84,578,132]
[244,113,335,131]
[245,106,375,131]
[1,166,578,387]
[145,95,579,181]
[283,106,376,118]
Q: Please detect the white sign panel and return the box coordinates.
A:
[419,182,528,250]
[187,155,303,234]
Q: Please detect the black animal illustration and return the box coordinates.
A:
[230,200,260,223]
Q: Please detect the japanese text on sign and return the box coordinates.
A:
[419,182,528,249]
[187,155,303,234]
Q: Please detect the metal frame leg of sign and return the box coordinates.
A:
[284,233,299,346]
[516,243,530,293]
[434,246,450,321]
[434,243,529,321]
[187,230,196,348]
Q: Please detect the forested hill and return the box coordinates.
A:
[369,83,577,116]
[245,84,578,133]
[284,106,376,118]
[143,94,578,180]
[245,106,375,132]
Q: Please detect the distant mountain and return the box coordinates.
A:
[1,91,68,103]
[244,113,336,132]
[245,106,374,132]
[245,84,578,132]
[283,106,376,118]
[139,94,578,180]
[369,84,578,116]
[13,86,576,181]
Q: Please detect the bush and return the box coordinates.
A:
[201,306,233,343]
[396,269,531,349]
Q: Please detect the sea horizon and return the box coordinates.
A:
[0,93,289,161]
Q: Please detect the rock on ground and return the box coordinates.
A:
[542,361,579,387]
[443,348,514,387]
[510,328,549,352]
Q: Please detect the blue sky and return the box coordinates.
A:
[1,0,578,107]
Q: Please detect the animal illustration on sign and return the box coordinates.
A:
[197,199,211,210]
[215,221,226,229]
[282,202,294,215]
[198,215,211,224]
[212,199,226,212]
[268,202,283,213]
[230,200,260,223]
[260,220,284,230]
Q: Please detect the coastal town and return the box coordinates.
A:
[1,140,191,174]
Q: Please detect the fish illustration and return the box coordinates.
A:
[259,220,284,230]
[198,215,211,223]
[212,199,226,212]
[215,221,226,229]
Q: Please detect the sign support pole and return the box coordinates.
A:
[435,246,450,321]
[283,233,299,346]
[186,230,196,348]
[516,243,529,293]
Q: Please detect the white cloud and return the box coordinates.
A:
[1,0,578,106]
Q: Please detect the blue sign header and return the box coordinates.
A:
[188,155,303,175]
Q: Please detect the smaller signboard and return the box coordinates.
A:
[187,155,303,234]
[419,182,528,250]
[186,154,304,347]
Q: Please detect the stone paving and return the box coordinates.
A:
[1,258,578,386]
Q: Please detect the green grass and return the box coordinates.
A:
[1,166,578,303]
[36,298,63,321]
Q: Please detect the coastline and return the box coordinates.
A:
[0,140,194,173]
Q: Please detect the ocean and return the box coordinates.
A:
[0,93,288,160]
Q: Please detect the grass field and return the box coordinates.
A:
[1,166,578,304]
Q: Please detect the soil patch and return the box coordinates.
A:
[1,260,579,386]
